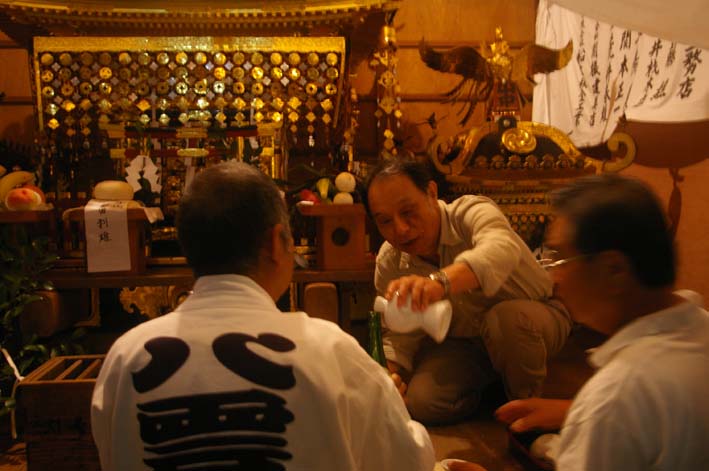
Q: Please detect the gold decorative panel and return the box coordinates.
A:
[33,36,346,148]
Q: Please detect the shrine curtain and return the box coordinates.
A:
[532,0,709,147]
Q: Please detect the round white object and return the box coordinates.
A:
[333,192,354,204]
[334,171,356,193]
[93,180,134,200]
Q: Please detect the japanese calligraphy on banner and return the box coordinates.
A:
[533,0,709,147]
[84,200,130,273]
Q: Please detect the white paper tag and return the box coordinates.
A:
[84,199,131,272]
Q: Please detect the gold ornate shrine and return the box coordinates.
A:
[422,29,635,250]
[429,118,636,249]
[34,36,346,143]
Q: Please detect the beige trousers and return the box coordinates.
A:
[404,299,572,425]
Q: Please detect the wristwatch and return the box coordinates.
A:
[428,270,451,297]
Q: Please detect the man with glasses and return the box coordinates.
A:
[496,173,709,470]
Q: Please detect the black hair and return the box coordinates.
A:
[549,173,676,288]
[363,157,439,214]
[176,161,289,277]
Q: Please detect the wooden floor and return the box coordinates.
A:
[0,326,603,471]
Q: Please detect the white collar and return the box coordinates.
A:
[589,293,706,368]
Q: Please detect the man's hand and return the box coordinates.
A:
[386,275,445,311]
[495,398,572,433]
[391,372,408,397]
[387,360,408,398]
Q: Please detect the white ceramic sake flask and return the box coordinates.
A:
[373,294,452,343]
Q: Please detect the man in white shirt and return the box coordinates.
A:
[496,173,709,470]
[91,161,435,471]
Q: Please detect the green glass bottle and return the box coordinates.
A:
[368,310,387,368]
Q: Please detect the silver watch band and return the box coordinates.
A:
[428,270,450,297]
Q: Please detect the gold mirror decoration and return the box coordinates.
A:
[137,52,151,65]
[137,67,151,81]
[176,96,190,111]
[59,52,72,66]
[307,52,319,66]
[270,52,283,66]
[272,97,285,110]
[61,83,75,96]
[136,83,150,96]
[194,79,209,94]
[40,53,54,65]
[175,82,189,95]
[306,67,320,80]
[98,52,112,65]
[45,103,59,115]
[233,97,247,110]
[119,67,132,80]
[159,113,171,126]
[288,52,301,66]
[233,82,245,94]
[251,83,264,95]
[41,69,54,82]
[271,67,284,80]
[194,51,208,65]
[251,52,264,65]
[251,67,264,80]
[99,67,113,80]
[79,82,93,95]
[80,52,94,66]
[118,52,132,65]
[232,67,245,80]
[196,97,210,110]
[326,52,338,66]
[232,52,246,65]
[288,68,301,80]
[174,66,188,80]
[79,67,93,80]
[175,51,188,65]
[157,67,171,80]
[213,81,225,94]
[213,67,226,80]
[156,52,170,65]
[213,52,226,66]
[58,68,72,81]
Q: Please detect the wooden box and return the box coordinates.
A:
[297,203,366,270]
[62,207,150,274]
[16,355,105,471]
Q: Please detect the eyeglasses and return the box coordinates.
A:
[538,251,591,270]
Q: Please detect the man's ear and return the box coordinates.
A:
[426,180,438,200]
[266,223,291,263]
[599,250,633,294]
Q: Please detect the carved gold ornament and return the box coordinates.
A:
[501,128,537,154]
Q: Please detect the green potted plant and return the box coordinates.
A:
[0,224,85,426]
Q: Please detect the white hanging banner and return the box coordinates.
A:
[84,200,131,273]
[533,0,709,147]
